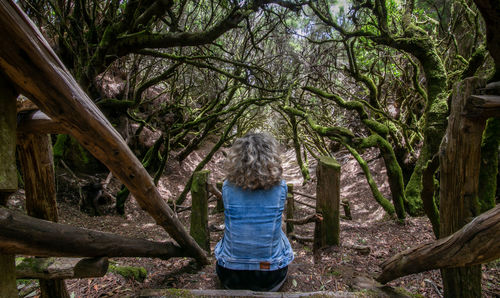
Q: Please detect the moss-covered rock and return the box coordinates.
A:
[109,264,147,282]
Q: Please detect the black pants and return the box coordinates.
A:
[216,264,288,292]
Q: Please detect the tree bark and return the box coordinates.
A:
[16,257,108,279]
[439,77,486,297]
[0,208,188,259]
[0,0,208,264]
[377,204,500,284]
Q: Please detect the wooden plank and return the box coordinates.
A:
[0,208,188,259]
[0,0,208,264]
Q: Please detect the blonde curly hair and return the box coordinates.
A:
[224,133,283,190]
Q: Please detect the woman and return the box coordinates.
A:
[214,133,294,291]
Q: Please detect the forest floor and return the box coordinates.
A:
[8,144,500,297]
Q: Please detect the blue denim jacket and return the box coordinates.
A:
[214,180,294,271]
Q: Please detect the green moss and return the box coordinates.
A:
[109,264,147,282]
[318,156,340,170]
[53,134,69,162]
[363,119,389,136]
[478,117,500,212]
[162,289,194,297]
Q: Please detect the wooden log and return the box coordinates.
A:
[17,131,69,298]
[16,257,108,279]
[17,133,59,221]
[17,110,66,135]
[0,0,208,265]
[0,73,18,298]
[465,94,500,118]
[377,204,500,284]
[286,183,295,235]
[190,171,210,252]
[314,156,340,253]
[138,289,353,297]
[0,208,188,259]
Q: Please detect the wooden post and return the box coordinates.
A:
[342,200,352,220]
[214,181,224,213]
[0,73,18,298]
[439,78,487,297]
[313,156,340,253]
[190,170,210,252]
[286,183,295,235]
[17,132,69,298]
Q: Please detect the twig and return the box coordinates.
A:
[293,199,316,209]
[424,279,443,298]
[102,172,113,189]
[285,213,323,225]
[207,182,222,200]
[289,233,314,243]
[292,190,316,200]
[176,196,218,213]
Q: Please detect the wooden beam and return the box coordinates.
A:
[139,289,352,297]
[377,204,500,284]
[17,110,66,135]
[0,208,188,259]
[0,0,208,264]
[0,72,18,298]
[16,257,108,279]
[466,94,500,118]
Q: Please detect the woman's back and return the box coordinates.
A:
[214,180,293,271]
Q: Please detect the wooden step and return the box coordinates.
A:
[138,289,357,297]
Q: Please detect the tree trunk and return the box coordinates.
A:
[439,78,486,297]
[0,73,18,298]
[0,208,188,259]
[0,0,208,265]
